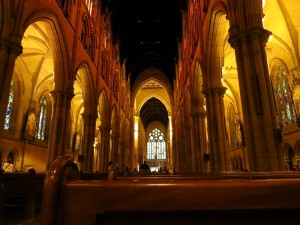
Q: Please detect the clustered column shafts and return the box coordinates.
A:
[0,40,22,132]
[192,111,207,172]
[99,127,110,172]
[47,91,74,169]
[203,87,228,172]
[81,113,97,172]
[228,0,284,171]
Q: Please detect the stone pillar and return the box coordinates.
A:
[47,90,74,169]
[118,140,125,170]
[229,4,284,170]
[111,135,119,164]
[0,40,22,132]
[203,87,229,172]
[185,125,193,171]
[167,116,173,171]
[81,113,97,172]
[191,111,207,172]
[99,127,110,172]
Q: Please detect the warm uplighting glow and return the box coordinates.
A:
[134,116,139,139]
[85,0,93,15]
[269,34,273,41]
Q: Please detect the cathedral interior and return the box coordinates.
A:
[1,0,300,224]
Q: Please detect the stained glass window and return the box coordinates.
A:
[275,66,296,126]
[147,128,166,160]
[35,95,47,140]
[4,80,14,130]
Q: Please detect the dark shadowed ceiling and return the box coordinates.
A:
[103,0,186,129]
[103,0,186,89]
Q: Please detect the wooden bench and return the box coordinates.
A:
[40,156,300,225]
[0,171,45,221]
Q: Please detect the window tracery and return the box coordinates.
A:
[275,66,297,126]
[147,128,166,160]
[35,95,47,140]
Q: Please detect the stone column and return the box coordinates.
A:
[185,125,193,171]
[203,87,229,172]
[0,40,22,132]
[111,134,119,164]
[191,111,207,172]
[81,112,97,172]
[229,6,284,170]
[118,139,126,170]
[99,127,110,172]
[47,90,74,169]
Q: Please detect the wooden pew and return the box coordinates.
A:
[40,156,300,225]
[0,170,45,221]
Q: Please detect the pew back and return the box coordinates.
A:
[40,156,300,225]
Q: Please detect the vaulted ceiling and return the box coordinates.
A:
[104,0,187,90]
[103,0,186,129]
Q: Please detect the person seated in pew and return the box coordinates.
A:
[140,161,150,172]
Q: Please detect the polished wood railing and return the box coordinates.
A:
[40,156,300,225]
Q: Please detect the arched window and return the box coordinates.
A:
[4,80,14,130]
[274,66,297,126]
[90,32,95,60]
[147,128,166,160]
[35,95,47,140]
[81,18,88,48]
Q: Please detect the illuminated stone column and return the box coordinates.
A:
[81,112,97,172]
[47,91,74,169]
[191,111,208,172]
[0,40,22,132]
[99,127,110,172]
[167,116,173,171]
[203,87,229,172]
[185,125,193,171]
[228,0,284,171]
[133,116,139,169]
[111,134,119,164]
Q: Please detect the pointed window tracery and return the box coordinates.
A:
[275,66,297,126]
[147,128,166,160]
[35,95,47,140]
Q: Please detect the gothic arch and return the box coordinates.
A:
[22,11,71,92]
[294,140,300,156]
[75,63,97,115]
[283,142,296,170]
[98,89,109,129]
[203,6,228,88]
[190,61,205,113]
[110,106,119,163]
[111,105,119,137]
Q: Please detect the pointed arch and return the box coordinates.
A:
[98,89,109,129]
[75,63,97,115]
[294,140,300,157]
[111,105,119,136]
[283,143,296,170]
[203,3,228,88]
[23,11,71,92]
[190,61,205,112]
